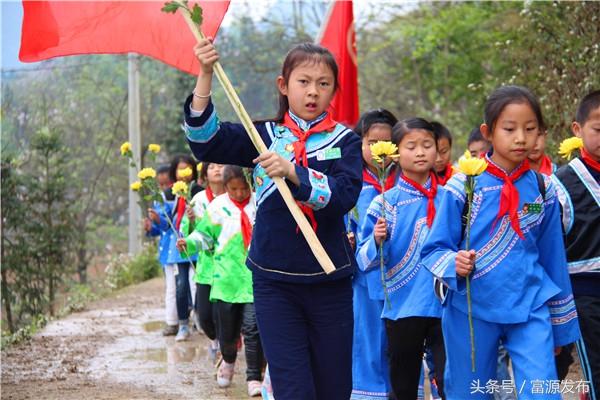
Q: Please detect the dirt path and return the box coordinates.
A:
[1,277,248,400]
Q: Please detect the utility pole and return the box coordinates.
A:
[128,53,142,255]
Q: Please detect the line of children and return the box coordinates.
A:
[170,34,594,399]
[177,165,264,396]
[350,109,398,400]
[357,118,446,399]
[421,85,580,399]
[184,40,362,399]
[553,89,600,400]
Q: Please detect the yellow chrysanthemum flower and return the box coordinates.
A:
[120,142,132,156]
[370,141,398,160]
[197,162,203,172]
[172,181,189,197]
[457,150,488,176]
[148,143,161,154]
[178,167,193,178]
[130,181,142,191]
[138,167,157,180]
[558,137,584,160]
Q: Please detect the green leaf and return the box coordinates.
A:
[190,4,203,26]
[161,1,180,14]
[143,194,153,201]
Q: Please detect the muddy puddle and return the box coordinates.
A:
[86,312,248,399]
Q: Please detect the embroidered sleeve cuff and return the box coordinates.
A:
[357,236,389,272]
[548,294,581,346]
[183,95,220,143]
[427,250,466,294]
[289,166,332,210]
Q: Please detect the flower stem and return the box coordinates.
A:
[378,162,391,310]
[465,176,476,372]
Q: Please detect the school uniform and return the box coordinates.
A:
[181,188,218,340]
[183,96,362,400]
[422,156,581,399]
[553,154,600,400]
[158,186,201,323]
[357,173,445,399]
[147,194,178,327]
[184,192,263,381]
[348,166,397,400]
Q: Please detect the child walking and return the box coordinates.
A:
[178,165,263,396]
[357,118,446,400]
[183,40,362,399]
[182,162,225,358]
[553,89,600,400]
[349,109,398,400]
[156,154,202,342]
[432,121,454,185]
[528,128,557,176]
[422,85,581,399]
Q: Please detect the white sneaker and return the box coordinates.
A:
[247,380,262,397]
[216,360,235,388]
[175,325,190,342]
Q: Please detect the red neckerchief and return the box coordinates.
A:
[436,164,453,186]
[205,186,215,203]
[362,167,398,194]
[581,148,600,174]
[281,112,338,232]
[229,195,253,250]
[538,154,554,176]
[485,157,531,240]
[400,171,438,227]
[175,196,186,230]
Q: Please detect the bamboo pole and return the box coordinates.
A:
[176,3,335,274]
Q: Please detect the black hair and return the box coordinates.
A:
[430,121,452,146]
[168,154,198,183]
[354,109,398,138]
[274,43,339,123]
[468,127,487,145]
[576,89,600,124]
[199,162,209,182]
[484,85,545,133]
[157,164,170,175]
[392,117,436,146]
[222,165,249,187]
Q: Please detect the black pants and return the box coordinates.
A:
[575,295,600,400]
[214,301,264,382]
[194,283,216,340]
[385,316,446,400]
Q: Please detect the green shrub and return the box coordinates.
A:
[105,244,161,290]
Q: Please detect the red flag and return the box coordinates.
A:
[19,1,230,75]
[317,1,359,127]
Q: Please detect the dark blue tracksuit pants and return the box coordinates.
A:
[253,274,353,400]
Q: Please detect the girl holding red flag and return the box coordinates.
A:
[183,40,362,399]
[348,109,397,400]
[357,118,446,400]
[177,165,263,396]
[421,86,580,399]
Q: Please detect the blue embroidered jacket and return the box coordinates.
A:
[147,199,174,266]
[357,176,442,320]
[421,161,580,346]
[183,96,362,283]
[349,167,399,301]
